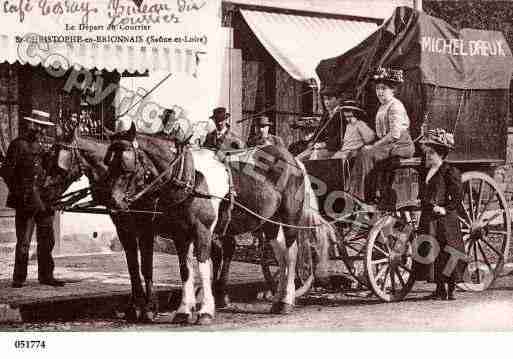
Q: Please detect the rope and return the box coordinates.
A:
[124,183,371,230]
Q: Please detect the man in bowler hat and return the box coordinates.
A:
[247,115,285,147]
[203,107,245,151]
[1,109,65,288]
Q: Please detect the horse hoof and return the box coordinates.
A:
[125,307,138,322]
[279,303,294,315]
[196,313,214,326]
[270,302,283,314]
[172,312,195,325]
[215,294,230,309]
[139,310,155,323]
[270,302,294,315]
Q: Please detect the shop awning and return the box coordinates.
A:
[0,0,219,74]
[0,34,199,74]
[240,9,378,83]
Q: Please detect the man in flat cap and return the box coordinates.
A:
[247,115,285,148]
[1,109,65,288]
[204,107,245,151]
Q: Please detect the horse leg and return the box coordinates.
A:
[214,235,235,308]
[117,228,145,322]
[211,236,222,297]
[269,227,288,313]
[270,226,298,315]
[194,224,216,325]
[138,224,156,323]
[281,238,298,311]
[172,239,196,325]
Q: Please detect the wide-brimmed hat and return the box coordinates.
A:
[339,100,367,118]
[419,128,455,150]
[371,67,404,84]
[209,107,230,122]
[24,109,54,126]
[255,115,272,127]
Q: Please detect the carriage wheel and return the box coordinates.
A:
[365,214,416,302]
[457,171,511,291]
[259,233,314,298]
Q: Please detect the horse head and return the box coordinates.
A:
[45,126,111,207]
[104,123,160,210]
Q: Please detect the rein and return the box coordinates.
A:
[124,146,194,205]
[58,141,86,179]
[116,142,371,230]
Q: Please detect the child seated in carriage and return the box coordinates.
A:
[331,100,375,161]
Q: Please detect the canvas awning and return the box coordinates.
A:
[0,0,219,74]
[0,34,200,74]
[240,9,378,83]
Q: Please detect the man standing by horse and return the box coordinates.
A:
[1,110,65,288]
[247,115,285,147]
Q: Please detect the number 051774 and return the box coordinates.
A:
[14,340,46,349]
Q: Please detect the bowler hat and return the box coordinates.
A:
[23,109,54,126]
[319,85,339,97]
[209,107,230,122]
[255,116,272,127]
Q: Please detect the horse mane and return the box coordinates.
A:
[134,133,184,172]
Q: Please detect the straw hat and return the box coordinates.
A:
[371,67,404,84]
[24,109,54,126]
[419,128,455,150]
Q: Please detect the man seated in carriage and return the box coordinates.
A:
[297,85,347,160]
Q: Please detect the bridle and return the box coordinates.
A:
[58,140,86,182]
[111,140,195,208]
[48,140,91,208]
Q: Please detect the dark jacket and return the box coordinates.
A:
[247,134,285,148]
[0,136,49,212]
[311,109,345,152]
[414,162,466,282]
[204,128,245,151]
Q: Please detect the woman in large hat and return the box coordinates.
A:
[348,67,415,206]
[415,128,466,300]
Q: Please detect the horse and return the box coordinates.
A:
[43,128,235,322]
[102,123,329,325]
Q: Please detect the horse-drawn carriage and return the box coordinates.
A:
[47,7,513,323]
[277,6,513,302]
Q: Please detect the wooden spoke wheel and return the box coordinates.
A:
[335,214,374,288]
[258,232,314,298]
[365,214,416,302]
[457,172,511,291]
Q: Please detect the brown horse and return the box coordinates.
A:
[43,129,235,322]
[103,123,329,325]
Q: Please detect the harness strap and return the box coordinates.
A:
[216,166,236,236]
[126,150,183,204]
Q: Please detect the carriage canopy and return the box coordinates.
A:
[316,6,513,162]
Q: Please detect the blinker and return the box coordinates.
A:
[57,149,72,171]
[121,149,137,172]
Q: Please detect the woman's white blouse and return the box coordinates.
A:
[375,97,410,140]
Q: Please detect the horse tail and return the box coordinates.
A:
[295,159,335,281]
